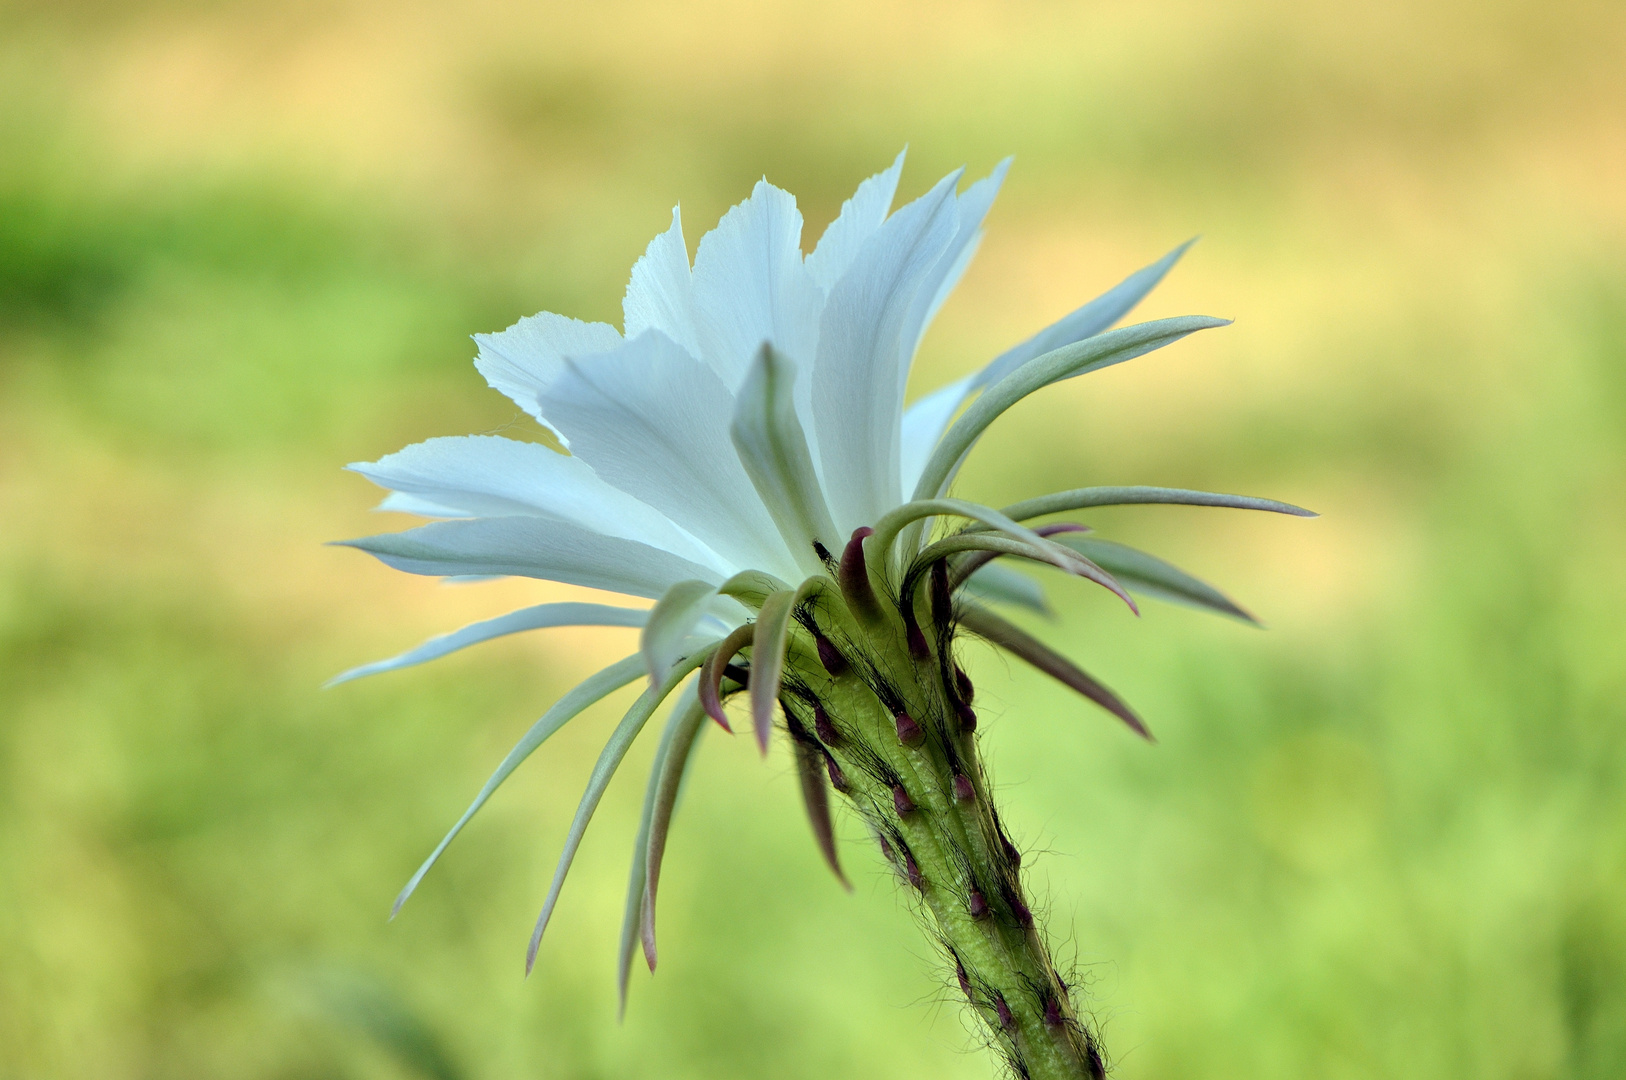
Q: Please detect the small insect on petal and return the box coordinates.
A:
[895,712,923,746]
[952,774,975,802]
[892,784,917,816]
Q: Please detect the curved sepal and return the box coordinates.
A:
[998,485,1316,523]
[748,590,798,755]
[957,602,1151,741]
[642,580,722,684]
[1054,536,1259,624]
[637,680,709,974]
[792,729,849,890]
[527,652,715,974]
[731,345,840,573]
[918,532,1137,615]
[911,316,1230,502]
[698,623,755,732]
[391,653,647,919]
[327,602,649,686]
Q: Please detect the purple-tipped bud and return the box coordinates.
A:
[1006,887,1034,929]
[952,773,975,802]
[838,527,882,622]
[955,702,978,733]
[813,702,842,747]
[1001,833,1022,869]
[814,631,849,676]
[995,991,1014,1030]
[1044,995,1065,1029]
[879,835,895,862]
[968,890,989,918]
[905,852,923,890]
[894,712,923,746]
[956,960,973,1001]
[892,784,916,816]
[995,832,1021,871]
[954,665,974,705]
[824,754,849,793]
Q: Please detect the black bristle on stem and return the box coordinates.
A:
[812,539,834,572]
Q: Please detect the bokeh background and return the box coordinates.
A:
[2,1,1624,1077]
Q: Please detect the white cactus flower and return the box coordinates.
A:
[334,149,1310,1076]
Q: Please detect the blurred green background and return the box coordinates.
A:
[2,1,1623,1077]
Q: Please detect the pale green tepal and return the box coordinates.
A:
[334,150,1312,1080]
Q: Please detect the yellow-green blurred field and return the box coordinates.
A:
[2,2,1624,1077]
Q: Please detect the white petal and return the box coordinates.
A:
[349,435,726,571]
[623,207,701,357]
[805,148,907,293]
[901,159,1010,371]
[540,331,800,580]
[340,516,726,600]
[689,179,824,389]
[812,168,963,533]
[328,601,651,686]
[898,375,973,496]
[472,313,623,438]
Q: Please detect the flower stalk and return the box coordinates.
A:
[757,556,1106,1079]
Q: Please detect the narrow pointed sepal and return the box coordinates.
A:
[698,623,754,732]
[791,730,850,890]
[838,526,883,622]
[638,683,710,973]
[748,590,798,755]
[641,580,721,685]
[958,601,1153,740]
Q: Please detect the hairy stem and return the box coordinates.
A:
[776,589,1107,1080]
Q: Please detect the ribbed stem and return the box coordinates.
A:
[782,592,1107,1080]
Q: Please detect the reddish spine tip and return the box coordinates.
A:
[952,773,975,802]
[956,702,978,733]
[956,961,973,1001]
[1044,995,1065,1028]
[813,702,842,747]
[824,753,849,793]
[995,991,1014,1030]
[1011,894,1034,929]
[905,853,923,890]
[838,526,881,620]
[814,632,849,676]
[968,890,989,918]
[1001,833,1022,869]
[954,665,975,705]
[879,835,895,862]
[894,712,923,746]
[892,784,916,816]
[905,619,930,659]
